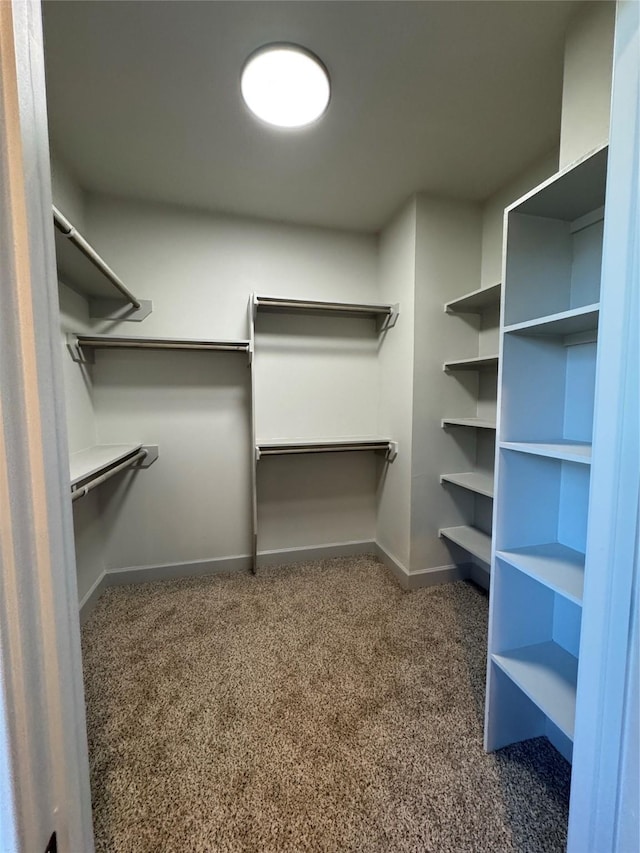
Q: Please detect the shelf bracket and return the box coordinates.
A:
[88,298,153,322]
[386,440,398,462]
[66,333,93,364]
[139,445,159,468]
[379,303,400,333]
[255,445,262,462]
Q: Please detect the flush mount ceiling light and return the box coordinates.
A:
[241,44,330,128]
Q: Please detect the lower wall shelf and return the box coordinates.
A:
[439,525,491,565]
[440,471,494,498]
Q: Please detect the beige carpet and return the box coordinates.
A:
[81,555,570,852]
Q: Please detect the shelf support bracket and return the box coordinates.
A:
[66,333,93,364]
[88,298,153,322]
[379,303,400,332]
[386,441,398,462]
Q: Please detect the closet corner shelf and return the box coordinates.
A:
[70,443,158,502]
[67,333,251,363]
[444,282,501,315]
[253,294,399,329]
[491,642,578,741]
[53,206,152,322]
[441,417,496,430]
[439,525,491,565]
[440,471,494,498]
[504,303,600,341]
[256,437,398,462]
[496,543,585,605]
[500,440,592,465]
[443,354,498,372]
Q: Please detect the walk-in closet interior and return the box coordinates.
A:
[31,0,637,850]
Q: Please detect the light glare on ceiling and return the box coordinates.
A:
[241,45,330,128]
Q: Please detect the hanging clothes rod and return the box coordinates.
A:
[71,448,147,502]
[53,205,142,310]
[256,439,398,461]
[67,334,251,361]
[253,295,398,329]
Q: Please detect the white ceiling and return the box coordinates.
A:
[42,0,579,233]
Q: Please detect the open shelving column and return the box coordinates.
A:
[439,281,501,580]
[485,145,607,768]
[249,294,399,574]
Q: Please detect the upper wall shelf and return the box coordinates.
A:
[442,417,496,430]
[253,294,399,330]
[53,206,152,322]
[444,282,502,315]
[443,354,499,372]
[67,333,251,363]
[70,443,158,502]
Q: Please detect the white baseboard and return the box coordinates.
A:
[257,539,376,567]
[79,570,107,625]
[375,542,468,590]
[78,540,479,622]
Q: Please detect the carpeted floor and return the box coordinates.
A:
[81,555,571,852]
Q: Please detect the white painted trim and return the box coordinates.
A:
[258,539,376,567]
[78,571,107,626]
[104,555,251,587]
[0,2,93,849]
[568,3,640,851]
[375,542,465,589]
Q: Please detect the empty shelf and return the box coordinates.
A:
[440,471,494,498]
[69,334,250,355]
[439,525,491,564]
[445,282,501,315]
[504,303,600,338]
[443,354,499,371]
[254,294,398,322]
[442,417,496,430]
[497,543,585,605]
[500,440,592,465]
[53,206,146,315]
[492,642,578,740]
[70,444,143,487]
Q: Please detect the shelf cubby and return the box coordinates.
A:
[500,327,597,446]
[496,543,585,606]
[500,440,592,465]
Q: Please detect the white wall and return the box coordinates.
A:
[560,1,615,169]
[78,195,381,569]
[49,148,85,227]
[376,199,416,572]
[480,150,559,289]
[411,196,483,572]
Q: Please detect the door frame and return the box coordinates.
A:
[0,1,93,850]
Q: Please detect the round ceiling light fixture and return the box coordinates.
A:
[241,44,330,128]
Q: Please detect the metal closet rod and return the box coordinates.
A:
[74,335,251,352]
[52,205,142,311]
[71,449,147,502]
[254,295,394,316]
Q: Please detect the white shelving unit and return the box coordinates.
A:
[53,206,152,321]
[440,280,501,580]
[485,145,608,771]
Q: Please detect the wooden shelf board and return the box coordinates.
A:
[70,444,143,487]
[442,417,496,430]
[492,642,578,740]
[445,282,501,315]
[443,354,499,372]
[440,471,494,498]
[504,303,600,337]
[497,543,585,605]
[439,525,492,564]
[500,440,592,465]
